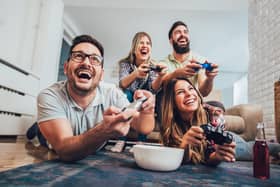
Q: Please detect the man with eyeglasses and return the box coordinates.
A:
[35,35,155,162]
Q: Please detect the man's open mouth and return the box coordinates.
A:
[177,36,188,45]
[77,71,92,80]
[178,41,187,45]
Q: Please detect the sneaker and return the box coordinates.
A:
[26,122,39,140]
[37,129,48,147]
[26,122,48,147]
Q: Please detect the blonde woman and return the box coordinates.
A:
[160,77,236,165]
[119,32,167,102]
[111,32,167,152]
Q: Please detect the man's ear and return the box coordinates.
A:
[100,69,104,81]
[169,38,173,45]
[63,61,68,75]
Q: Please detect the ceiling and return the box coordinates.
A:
[63,0,248,89]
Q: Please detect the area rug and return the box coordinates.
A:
[0,151,279,187]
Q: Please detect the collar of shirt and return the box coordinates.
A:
[168,51,194,65]
[62,81,103,112]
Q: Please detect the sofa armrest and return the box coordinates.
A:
[224,115,245,134]
[225,104,263,141]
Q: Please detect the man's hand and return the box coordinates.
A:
[129,89,155,134]
[101,89,155,138]
[133,89,155,115]
[101,106,135,137]
[205,63,219,80]
[174,62,200,78]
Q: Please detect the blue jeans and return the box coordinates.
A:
[230,132,280,161]
[230,132,253,160]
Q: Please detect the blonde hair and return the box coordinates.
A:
[118,32,153,65]
[160,78,208,164]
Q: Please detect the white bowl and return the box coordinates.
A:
[132,144,184,171]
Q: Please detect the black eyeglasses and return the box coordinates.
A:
[70,51,103,66]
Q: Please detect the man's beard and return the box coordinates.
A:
[71,81,97,96]
[173,41,190,54]
[67,69,99,96]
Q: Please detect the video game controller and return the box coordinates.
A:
[200,124,233,145]
[149,64,163,72]
[121,96,148,112]
[121,96,148,121]
[193,62,214,72]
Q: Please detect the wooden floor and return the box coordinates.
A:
[0,136,57,172]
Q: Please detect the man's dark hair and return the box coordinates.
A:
[69,35,104,57]
[205,100,226,112]
[168,21,188,39]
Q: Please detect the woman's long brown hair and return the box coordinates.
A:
[160,78,208,164]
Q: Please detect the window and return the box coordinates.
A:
[57,39,70,81]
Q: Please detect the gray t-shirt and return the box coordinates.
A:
[37,81,129,135]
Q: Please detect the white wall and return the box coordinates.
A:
[0,1,249,98]
[0,0,64,91]
[222,87,233,108]
[31,0,64,90]
[63,3,248,107]
[0,0,64,134]
[248,0,280,140]
[233,74,248,105]
[0,0,40,72]
[0,0,250,133]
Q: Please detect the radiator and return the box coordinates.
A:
[0,58,39,135]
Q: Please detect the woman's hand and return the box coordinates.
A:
[180,126,205,149]
[135,63,150,78]
[214,142,236,162]
[156,63,168,77]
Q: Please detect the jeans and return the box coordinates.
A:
[230,132,253,160]
[230,132,280,161]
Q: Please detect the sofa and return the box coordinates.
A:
[224,104,263,141]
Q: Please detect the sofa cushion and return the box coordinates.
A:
[224,115,245,134]
[225,104,262,141]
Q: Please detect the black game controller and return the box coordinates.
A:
[194,62,213,72]
[200,124,233,145]
[149,64,163,72]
